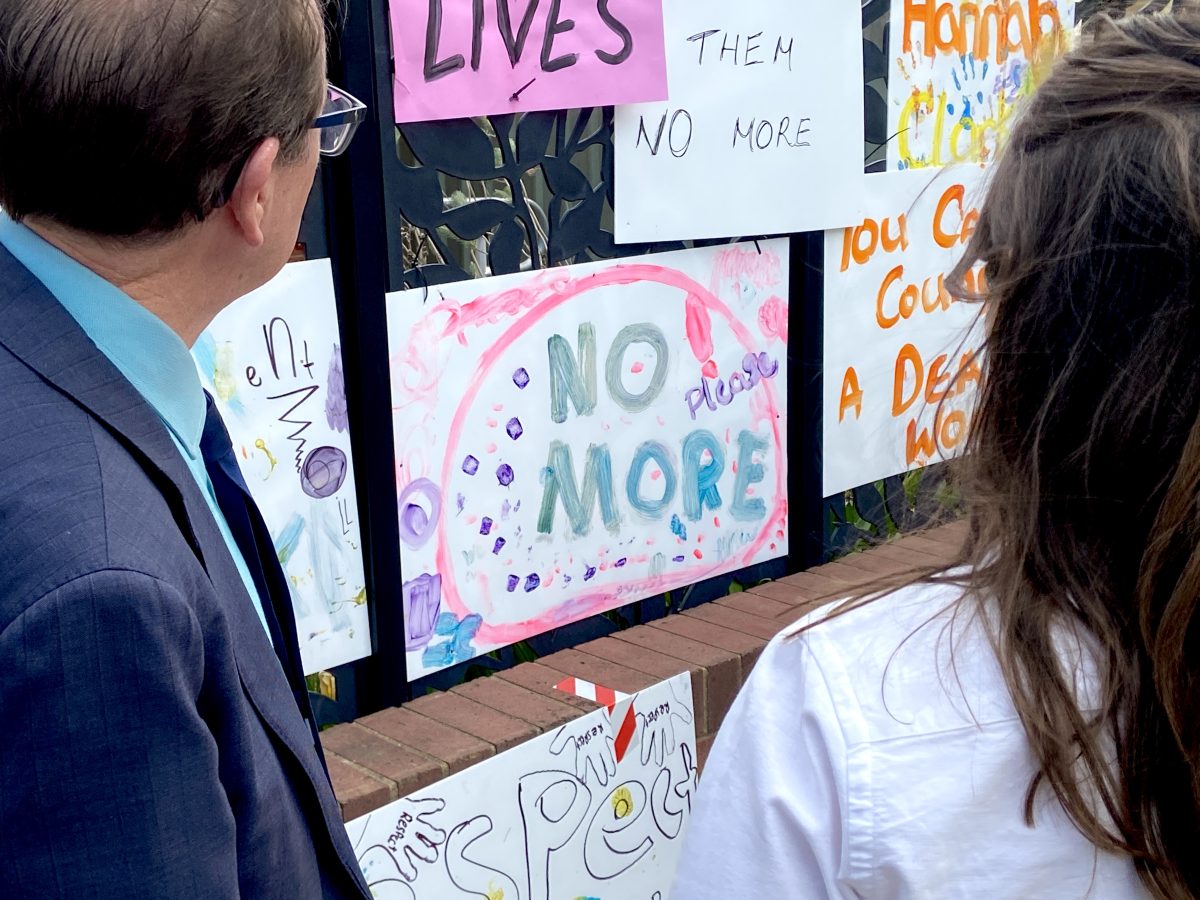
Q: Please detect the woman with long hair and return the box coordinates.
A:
[672,5,1200,898]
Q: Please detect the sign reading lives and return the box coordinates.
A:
[349,673,698,899]
[887,0,1074,170]
[823,169,987,496]
[390,0,668,123]
[388,242,790,680]
[194,260,371,674]
[613,0,865,242]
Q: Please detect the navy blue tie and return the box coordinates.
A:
[199,392,324,758]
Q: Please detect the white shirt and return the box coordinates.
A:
[671,580,1148,900]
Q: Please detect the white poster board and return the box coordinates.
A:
[614,0,866,242]
[388,243,790,681]
[348,673,698,899]
[887,0,1074,170]
[823,169,987,496]
[194,259,371,674]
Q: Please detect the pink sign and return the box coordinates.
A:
[389,0,668,123]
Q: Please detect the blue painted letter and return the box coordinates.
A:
[548,324,597,423]
[538,441,620,535]
[682,429,725,522]
[625,440,678,518]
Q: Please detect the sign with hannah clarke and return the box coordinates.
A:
[614,0,866,242]
[194,260,371,674]
[389,0,668,123]
[348,672,698,899]
[823,168,987,496]
[887,0,1074,170]
[388,242,790,680]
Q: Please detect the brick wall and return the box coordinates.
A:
[323,522,967,821]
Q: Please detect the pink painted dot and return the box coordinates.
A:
[650,470,662,481]
[713,516,720,527]
[486,442,498,454]
[697,534,705,543]
[631,361,645,374]
[657,416,666,427]
[493,403,504,412]
[770,543,777,551]
[486,418,498,428]
[701,360,718,379]
[466,515,478,525]
[776,530,785,539]
[693,549,704,560]
[746,488,756,496]
[732,461,739,474]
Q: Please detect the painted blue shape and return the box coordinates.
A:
[670,514,687,541]
[682,429,726,522]
[435,612,460,636]
[731,430,769,522]
[625,440,678,518]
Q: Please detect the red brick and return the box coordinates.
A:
[537,648,659,696]
[891,534,959,560]
[326,751,394,821]
[575,636,709,736]
[831,549,914,577]
[650,616,767,674]
[695,733,717,775]
[454,675,584,731]
[320,723,445,797]
[869,540,948,567]
[716,591,794,618]
[497,662,604,713]
[358,706,492,774]
[772,569,847,597]
[683,603,782,641]
[406,691,539,752]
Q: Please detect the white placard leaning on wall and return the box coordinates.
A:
[823,168,988,496]
[614,0,867,242]
[348,672,698,899]
[194,259,371,674]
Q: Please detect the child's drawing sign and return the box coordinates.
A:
[390,0,668,123]
[823,169,987,496]
[613,0,866,242]
[348,673,698,898]
[887,0,1075,170]
[388,243,790,681]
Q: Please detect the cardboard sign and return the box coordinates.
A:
[823,169,987,496]
[348,673,698,899]
[390,0,668,123]
[613,0,866,242]
[388,242,790,680]
[887,0,1074,170]
[194,260,371,674]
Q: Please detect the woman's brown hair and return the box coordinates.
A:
[820,4,1200,896]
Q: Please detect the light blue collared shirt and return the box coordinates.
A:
[0,214,272,637]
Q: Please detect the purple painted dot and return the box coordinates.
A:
[563,575,573,584]
[493,537,506,555]
[673,555,686,563]
[462,455,480,476]
[497,464,515,487]
[507,575,519,593]
[615,558,628,568]
[480,517,493,536]
[506,418,524,440]
[524,573,541,592]
[513,368,530,389]
[584,566,597,581]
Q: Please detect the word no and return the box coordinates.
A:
[686,352,779,420]
[424,0,634,82]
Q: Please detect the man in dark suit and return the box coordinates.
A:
[0,1,372,896]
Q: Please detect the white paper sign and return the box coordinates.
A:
[614,0,866,242]
[389,243,790,681]
[348,673,698,899]
[887,0,1074,170]
[823,169,987,496]
[194,259,371,674]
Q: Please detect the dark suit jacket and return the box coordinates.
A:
[0,246,371,899]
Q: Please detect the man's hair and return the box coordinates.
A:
[0,0,326,238]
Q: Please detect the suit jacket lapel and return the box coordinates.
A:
[0,246,365,892]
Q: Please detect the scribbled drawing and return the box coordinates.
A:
[254,438,278,478]
[325,344,349,432]
[300,445,348,499]
[550,720,618,788]
[397,478,443,550]
[402,573,443,652]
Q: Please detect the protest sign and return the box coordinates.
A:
[389,0,668,123]
[388,242,790,680]
[887,0,1074,170]
[613,0,865,242]
[348,672,698,899]
[823,169,987,496]
[194,259,371,674]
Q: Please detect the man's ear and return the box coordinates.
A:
[228,138,281,249]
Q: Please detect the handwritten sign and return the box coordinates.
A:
[388,242,789,680]
[887,0,1074,170]
[390,0,668,123]
[823,169,987,496]
[194,259,371,674]
[348,673,698,898]
[613,0,866,242]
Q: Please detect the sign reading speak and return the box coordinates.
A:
[349,673,698,898]
[388,243,790,680]
[614,0,865,242]
[887,0,1074,170]
[390,0,668,123]
[823,169,987,496]
[194,260,371,674]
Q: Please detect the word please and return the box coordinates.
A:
[686,352,779,420]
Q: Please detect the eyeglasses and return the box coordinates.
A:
[314,84,366,158]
